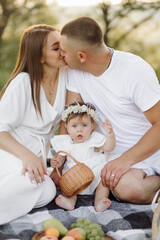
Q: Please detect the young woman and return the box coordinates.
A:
[0,24,67,224]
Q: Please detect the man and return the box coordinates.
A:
[59,17,160,204]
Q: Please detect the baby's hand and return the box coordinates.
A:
[50,157,60,168]
[50,155,65,168]
[101,119,113,134]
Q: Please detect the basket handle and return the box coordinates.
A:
[54,151,79,178]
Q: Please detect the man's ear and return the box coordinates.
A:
[77,51,87,63]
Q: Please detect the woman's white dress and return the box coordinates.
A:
[51,132,108,195]
[0,67,67,224]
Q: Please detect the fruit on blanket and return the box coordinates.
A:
[45,227,59,237]
[61,236,75,240]
[66,228,86,240]
[40,236,58,240]
[71,218,105,240]
[42,218,68,236]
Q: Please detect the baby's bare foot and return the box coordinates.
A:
[55,194,76,211]
[95,197,112,212]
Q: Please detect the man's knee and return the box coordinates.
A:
[113,169,146,203]
[113,183,146,203]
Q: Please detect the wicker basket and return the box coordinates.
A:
[152,197,160,240]
[54,151,94,197]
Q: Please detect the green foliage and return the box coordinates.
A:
[0,1,58,90]
[99,0,160,82]
[111,28,160,81]
[0,0,160,90]
[0,37,19,89]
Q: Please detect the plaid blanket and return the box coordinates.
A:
[0,193,153,240]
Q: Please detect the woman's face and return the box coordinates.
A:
[42,31,66,69]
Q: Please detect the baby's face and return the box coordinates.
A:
[66,115,94,144]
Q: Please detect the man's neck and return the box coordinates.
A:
[86,47,112,77]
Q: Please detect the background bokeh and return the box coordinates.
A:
[0,0,160,90]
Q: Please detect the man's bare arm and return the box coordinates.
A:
[101,100,160,189]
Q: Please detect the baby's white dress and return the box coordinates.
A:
[0,68,67,224]
[51,132,108,195]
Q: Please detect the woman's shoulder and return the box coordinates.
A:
[14,72,30,82]
[4,72,31,97]
[9,72,30,89]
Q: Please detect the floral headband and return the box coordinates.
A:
[62,103,98,122]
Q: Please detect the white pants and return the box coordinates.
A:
[0,149,56,225]
[0,173,56,225]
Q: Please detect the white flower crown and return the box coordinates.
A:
[62,104,98,122]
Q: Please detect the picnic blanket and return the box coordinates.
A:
[0,192,153,240]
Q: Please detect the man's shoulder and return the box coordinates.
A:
[115,50,146,65]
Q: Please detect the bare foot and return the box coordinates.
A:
[55,194,76,210]
[95,197,112,212]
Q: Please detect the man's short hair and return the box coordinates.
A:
[61,17,103,46]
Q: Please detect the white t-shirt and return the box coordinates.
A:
[67,50,160,176]
[0,67,67,166]
[67,50,160,157]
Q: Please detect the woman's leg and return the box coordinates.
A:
[0,173,56,224]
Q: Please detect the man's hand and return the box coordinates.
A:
[101,155,131,190]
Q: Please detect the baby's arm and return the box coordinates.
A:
[50,155,65,168]
[100,119,115,152]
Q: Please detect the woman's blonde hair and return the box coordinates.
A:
[0,24,56,117]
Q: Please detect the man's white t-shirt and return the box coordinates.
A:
[67,50,160,174]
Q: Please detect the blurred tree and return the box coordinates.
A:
[1,0,42,48]
[99,0,160,81]
[0,0,15,48]
[0,0,59,47]
[100,0,160,47]
[0,0,58,89]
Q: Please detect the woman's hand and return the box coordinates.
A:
[22,155,47,184]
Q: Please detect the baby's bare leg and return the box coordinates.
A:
[55,194,77,211]
[94,181,111,212]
